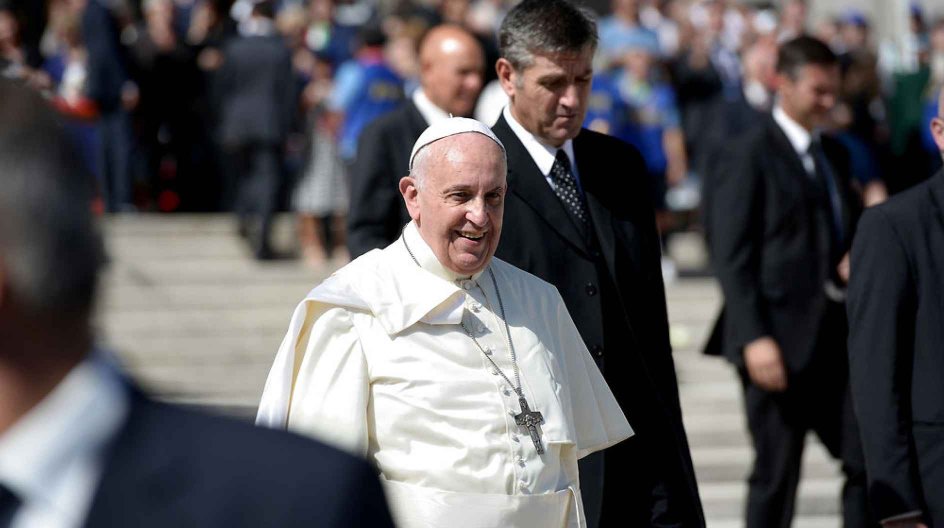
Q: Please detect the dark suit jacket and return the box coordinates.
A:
[847,170,944,525]
[82,0,130,114]
[346,101,428,258]
[493,116,705,527]
[217,34,294,147]
[705,115,860,374]
[83,391,394,527]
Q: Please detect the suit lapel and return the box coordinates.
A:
[493,116,590,254]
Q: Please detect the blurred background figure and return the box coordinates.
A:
[217,0,294,260]
[327,25,402,167]
[82,0,139,212]
[832,8,889,206]
[292,52,348,269]
[699,36,778,247]
[586,28,686,279]
[778,0,809,42]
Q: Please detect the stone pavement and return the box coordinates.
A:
[98,215,844,527]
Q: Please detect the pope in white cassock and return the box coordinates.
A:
[256,118,633,528]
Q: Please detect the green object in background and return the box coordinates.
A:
[889,67,930,156]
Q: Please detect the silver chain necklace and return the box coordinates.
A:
[401,234,545,454]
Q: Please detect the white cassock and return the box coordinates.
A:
[257,222,633,528]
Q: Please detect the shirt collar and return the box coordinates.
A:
[412,88,452,125]
[0,355,129,525]
[310,222,492,335]
[502,105,576,177]
[773,104,814,156]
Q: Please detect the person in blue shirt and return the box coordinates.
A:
[587,31,686,215]
[327,26,403,163]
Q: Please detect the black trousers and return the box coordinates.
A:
[228,143,282,257]
[743,302,875,528]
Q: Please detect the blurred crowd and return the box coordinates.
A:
[1,0,943,261]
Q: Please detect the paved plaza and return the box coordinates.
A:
[98,214,845,527]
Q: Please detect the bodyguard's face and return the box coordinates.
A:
[778,63,840,130]
[498,47,594,147]
[401,134,506,276]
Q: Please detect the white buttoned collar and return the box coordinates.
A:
[502,105,577,180]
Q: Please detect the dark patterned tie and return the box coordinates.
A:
[0,484,20,528]
[550,150,589,226]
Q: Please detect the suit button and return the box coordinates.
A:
[585,283,597,296]
[591,250,601,259]
[591,345,603,357]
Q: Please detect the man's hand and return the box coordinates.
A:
[837,252,851,284]
[744,336,787,392]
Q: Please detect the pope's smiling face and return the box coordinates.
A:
[400,133,506,276]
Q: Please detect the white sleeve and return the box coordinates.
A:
[287,307,371,457]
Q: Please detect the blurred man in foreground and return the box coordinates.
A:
[0,78,394,528]
[847,87,944,528]
[347,24,484,258]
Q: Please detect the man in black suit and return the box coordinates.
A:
[706,36,872,527]
[346,24,484,258]
[847,87,944,528]
[217,0,294,259]
[0,79,394,528]
[490,1,704,526]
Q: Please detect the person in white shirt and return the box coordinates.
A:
[257,118,633,528]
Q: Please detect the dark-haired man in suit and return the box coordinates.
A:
[847,87,944,528]
[706,36,872,527]
[217,0,294,259]
[491,1,704,526]
[0,79,394,528]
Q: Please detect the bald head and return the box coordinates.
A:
[742,38,778,90]
[419,25,485,118]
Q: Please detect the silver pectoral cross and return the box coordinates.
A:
[515,396,545,454]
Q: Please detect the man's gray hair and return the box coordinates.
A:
[498,0,598,71]
[0,80,105,317]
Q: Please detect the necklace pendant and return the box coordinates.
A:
[514,396,545,455]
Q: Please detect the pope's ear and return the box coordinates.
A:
[496,58,517,99]
[399,176,421,222]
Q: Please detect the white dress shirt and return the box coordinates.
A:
[0,356,129,528]
[773,104,816,175]
[412,88,451,125]
[257,221,632,528]
[502,105,580,190]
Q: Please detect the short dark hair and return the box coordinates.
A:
[776,35,838,80]
[0,80,105,318]
[251,0,275,19]
[498,0,598,70]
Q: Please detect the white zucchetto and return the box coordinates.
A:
[409,117,506,171]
